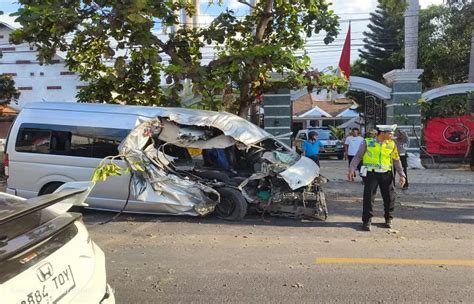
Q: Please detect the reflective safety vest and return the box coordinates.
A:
[362,138,398,172]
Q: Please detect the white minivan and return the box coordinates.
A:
[5,101,329,220]
[4,101,165,213]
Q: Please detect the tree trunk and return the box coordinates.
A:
[238,81,253,119]
[255,0,273,42]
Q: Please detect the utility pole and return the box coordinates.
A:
[404,0,420,70]
[249,0,259,124]
[179,0,199,96]
[193,0,200,28]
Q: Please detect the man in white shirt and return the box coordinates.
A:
[344,128,364,175]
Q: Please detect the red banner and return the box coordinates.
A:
[425,115,474,155]
[338,24,351,79]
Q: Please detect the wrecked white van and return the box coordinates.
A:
[6,102,327,221]
[118,108,328,221]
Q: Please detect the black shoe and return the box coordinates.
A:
[362,221,372,231]
[385,219,393,229]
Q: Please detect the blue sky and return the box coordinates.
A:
[0,0,444,70]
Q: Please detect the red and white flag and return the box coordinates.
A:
[338,24,351,79]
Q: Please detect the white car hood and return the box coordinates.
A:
[279,156,319,190]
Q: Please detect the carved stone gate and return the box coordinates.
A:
[364,94,386,132]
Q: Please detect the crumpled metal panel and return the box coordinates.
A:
[115,107,270,145]
[117,118,219,216]
[279,156,319,190]
[158,120,236,149]
[118,118,161,155]
[116,109,320,215]
[163,108,271,145]
[132,165,218,216]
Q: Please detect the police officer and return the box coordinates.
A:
[347,125,406,231]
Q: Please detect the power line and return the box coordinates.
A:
[0,35,416,49]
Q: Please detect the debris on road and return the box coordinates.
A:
[291,283,304,288]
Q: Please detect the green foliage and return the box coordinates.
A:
[329,126,345,140]
[306,69,349,93]
[417,95,469,122]
[92,163,122,182]
[355,1,404,82]
[91,155,145,183]
[353,0,473,89]
[0,75,20,105]
[10,0,348,116]
[418,3,473,88]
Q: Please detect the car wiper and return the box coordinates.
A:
[0,188,86,226]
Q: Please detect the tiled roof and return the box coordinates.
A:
[299,106,332,118]
[293,93,355,117]
[0,104,19,115]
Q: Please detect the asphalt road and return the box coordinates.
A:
[84,168,474,304]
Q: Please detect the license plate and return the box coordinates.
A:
[18,265,76,304]
[325,149,334,152]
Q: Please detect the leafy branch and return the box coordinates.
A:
[10,0,346,116]
[91,155,145,182]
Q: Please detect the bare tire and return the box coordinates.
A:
[39,182,63,195]
[215,187,247,221]
[317,189,328,220]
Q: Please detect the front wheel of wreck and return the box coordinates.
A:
[214,187,248,221]
[316,187,328,221]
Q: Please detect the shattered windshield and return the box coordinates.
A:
[254,138,300,166]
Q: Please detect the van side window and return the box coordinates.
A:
[16,129,52,154]
[71,133,95,157]
[15,123,129,158]
[92,128,129,158]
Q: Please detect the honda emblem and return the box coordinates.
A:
[36,262,54,282]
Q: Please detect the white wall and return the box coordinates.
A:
[0,25,86,110]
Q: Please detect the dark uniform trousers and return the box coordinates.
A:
[307,155,320,167]
[399,155,409,188]
[362,171,396,222]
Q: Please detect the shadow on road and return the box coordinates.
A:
[80,207,364,230]
[81,194,473,228]
[328,198,474,225]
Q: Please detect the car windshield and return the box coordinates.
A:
[316,130,336,140]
